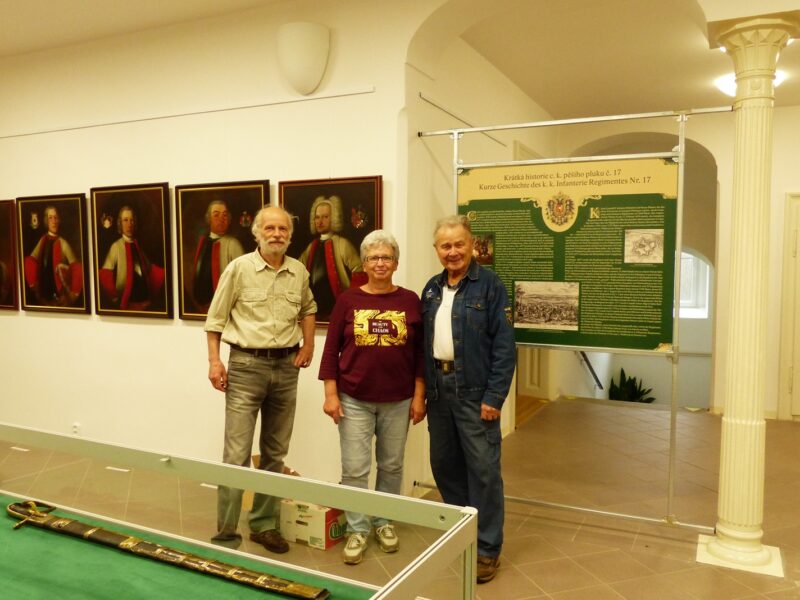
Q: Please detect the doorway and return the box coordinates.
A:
[516,346,549,426]
[779,193,800,419]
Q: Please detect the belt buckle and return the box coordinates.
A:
[438,360,454,374]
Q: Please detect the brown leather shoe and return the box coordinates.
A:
[476,554,500,583]
[249,529,289,554]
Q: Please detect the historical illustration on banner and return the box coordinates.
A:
[514,281,579,331]
[624,228,664,264]
[457,158,678,351]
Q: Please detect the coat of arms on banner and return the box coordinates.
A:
[546,192,574,226]
[532,192,583,232]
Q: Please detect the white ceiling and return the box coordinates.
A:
[1,0,799,119]
[462,0,800,118]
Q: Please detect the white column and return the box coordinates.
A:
[698,15,799,575]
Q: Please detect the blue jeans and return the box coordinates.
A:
[427,369,504,557]
[338,393,411,534]
[217,348,299,535]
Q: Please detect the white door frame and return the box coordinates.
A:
[778,193,800,420]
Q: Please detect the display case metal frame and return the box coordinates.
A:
[0,421,477,599]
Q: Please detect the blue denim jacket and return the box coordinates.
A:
[422,260,516,409]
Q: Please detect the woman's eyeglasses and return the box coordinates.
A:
[365,255,395,264]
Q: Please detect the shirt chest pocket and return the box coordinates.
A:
[240,288,301,323]
[238,288,269,321]
[465,297,487,331]
[278,291,302,322]
[241,288,268,303]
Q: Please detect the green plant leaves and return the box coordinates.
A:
[608,367,655,403]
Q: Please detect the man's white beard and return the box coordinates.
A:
[259,238,288,257]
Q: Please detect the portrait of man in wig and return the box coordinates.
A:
[299,195,362,320]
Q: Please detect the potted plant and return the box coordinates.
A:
[608,368,655,403]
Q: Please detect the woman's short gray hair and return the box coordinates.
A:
[360,229,400,263]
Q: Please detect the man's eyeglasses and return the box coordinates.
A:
[365,255,395,264]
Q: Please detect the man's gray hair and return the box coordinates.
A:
[433,214,472,238]
[360,229,400,263]
[251,205,295,239]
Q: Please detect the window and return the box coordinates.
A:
[679,251,711,319]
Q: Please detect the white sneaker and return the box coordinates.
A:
[375,524,399,553]
[342,532,368,564]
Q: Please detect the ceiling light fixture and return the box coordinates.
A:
[714,70,788,97]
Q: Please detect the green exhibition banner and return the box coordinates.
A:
[457,157,678,352]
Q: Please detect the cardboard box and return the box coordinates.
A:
[242,456,299,511]
[280,499,346,550]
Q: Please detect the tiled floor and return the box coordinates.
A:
[3,397,800,598]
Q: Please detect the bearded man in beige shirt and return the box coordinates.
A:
[205,205,316,554]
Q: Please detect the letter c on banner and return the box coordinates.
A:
[277,22,330,95]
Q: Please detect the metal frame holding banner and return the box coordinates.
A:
[419,106,731,535]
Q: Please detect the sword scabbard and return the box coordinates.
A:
[7,501,330,599]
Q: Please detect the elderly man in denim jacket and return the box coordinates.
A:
[421,215,515,584]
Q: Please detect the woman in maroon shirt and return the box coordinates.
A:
[319,229,425,565]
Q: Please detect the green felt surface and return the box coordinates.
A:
[0,495,373,599]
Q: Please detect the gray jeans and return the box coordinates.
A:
[217,348,299,535]
[338,393,411,534]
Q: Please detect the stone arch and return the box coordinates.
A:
[572,132,718,267]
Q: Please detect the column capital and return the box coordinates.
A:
[708,12,800,103]
[708,11,800,52]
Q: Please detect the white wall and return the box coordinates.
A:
[0,1,435,487]
[550,350,613,401]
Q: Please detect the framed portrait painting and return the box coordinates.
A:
[0,200,19,310]
[175,180,268,320]
[16,194,90,314]
[279,175,382,325]
[91,183,172,318]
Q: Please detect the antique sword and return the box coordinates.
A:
[7,500,330,599]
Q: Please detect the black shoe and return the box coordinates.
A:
[477,555,500,583]
[249,529,289,554]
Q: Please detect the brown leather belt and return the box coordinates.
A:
[230,344,299,359]
[434,359,455,374]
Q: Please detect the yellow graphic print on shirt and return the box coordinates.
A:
[353,310,407,347]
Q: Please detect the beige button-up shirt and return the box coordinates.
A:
[204,250,317,349]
